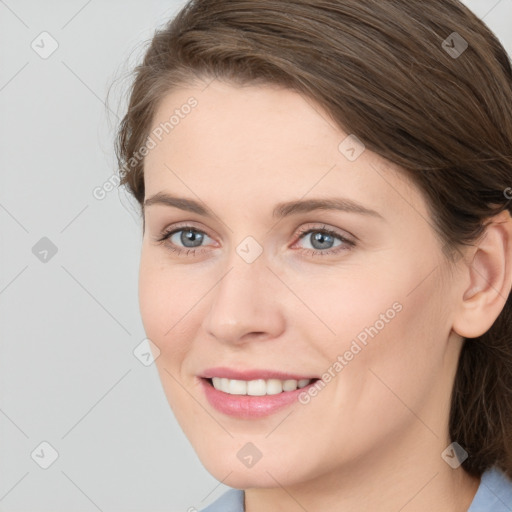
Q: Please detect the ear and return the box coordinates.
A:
[452,210,512,339]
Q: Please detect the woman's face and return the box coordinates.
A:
[139,80,466,489]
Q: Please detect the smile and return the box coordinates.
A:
[199,369,320,418]
[211,377,313,395]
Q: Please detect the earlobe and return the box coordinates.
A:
[452,210,512,339]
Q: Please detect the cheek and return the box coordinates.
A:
[138,255,199,416]
[315,264,449,414]
[138,250,198,336]
[138,253,194,368]
[345,275,450,413]
[138,259,168,338]
[306,269,407,351]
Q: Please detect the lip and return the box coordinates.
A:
[200,367,317,381]
[199,368,319,419]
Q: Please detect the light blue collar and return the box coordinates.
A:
[467,466,512,511]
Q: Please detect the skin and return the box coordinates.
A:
[138,79,512,511]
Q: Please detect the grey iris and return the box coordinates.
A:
[311,232,334,250]
[182,230,204,247]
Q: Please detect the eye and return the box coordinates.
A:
[294,225,355,256]
[156,225,214,256]
[155,223,355,257]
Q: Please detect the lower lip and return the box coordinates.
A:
[200,378,316,419]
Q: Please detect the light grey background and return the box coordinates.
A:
[1,1,511,511]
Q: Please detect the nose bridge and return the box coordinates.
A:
[203,247,285,344]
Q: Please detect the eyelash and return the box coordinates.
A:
[156,223,356,257]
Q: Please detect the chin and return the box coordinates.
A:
[200,456,295,489]
[189,435,318,490]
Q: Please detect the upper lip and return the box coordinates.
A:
[200,367,318,381]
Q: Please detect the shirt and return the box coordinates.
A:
[199,466,512,511]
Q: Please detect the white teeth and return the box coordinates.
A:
[283,379,298,391]
[247,379,266,396]
[228,379,247,395]
[211,377,313,395]
[266,379,283,395]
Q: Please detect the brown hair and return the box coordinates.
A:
[114,0,512,478]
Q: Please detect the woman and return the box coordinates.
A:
[115,1,512,510]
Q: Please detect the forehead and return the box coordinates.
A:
[143,80,427,221]
[146,81,339,173]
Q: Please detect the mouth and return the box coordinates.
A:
[198,369,320,418]
[208,377,314,395]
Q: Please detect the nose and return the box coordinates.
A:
[202,252,286,346]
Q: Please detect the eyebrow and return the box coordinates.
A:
[143,192,384,220]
